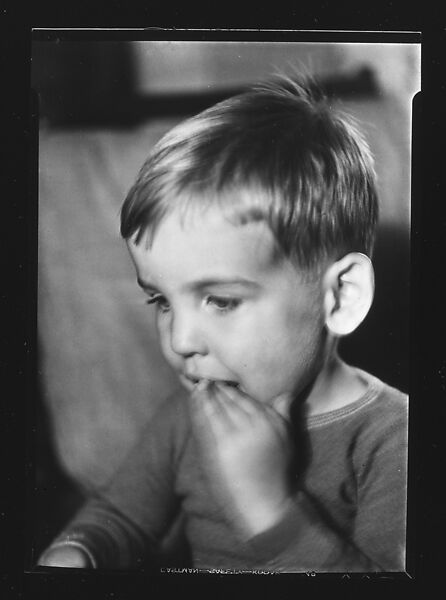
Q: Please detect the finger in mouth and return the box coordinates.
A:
[187,375,240,390]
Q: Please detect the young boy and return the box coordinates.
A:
[37,76,408,573]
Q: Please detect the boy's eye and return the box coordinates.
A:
[205,295,241,312]
[146,295,171,313]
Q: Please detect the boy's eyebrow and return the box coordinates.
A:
[184,277,261,292]
[136,276,260,292]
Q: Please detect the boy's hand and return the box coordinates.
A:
[191,381,295,537]
[37,544,93,568]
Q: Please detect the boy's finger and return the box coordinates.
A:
[192,382,221,420]
[219,383,263,417]
[208,382,250,433]
[190,386,214,431]
[193,382,234,434]
[212,383,254,424]
[222,385,290,439]
[190,386,235,453]
[191,382,227,427]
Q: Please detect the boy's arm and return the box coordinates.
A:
[192,383,407,572]
[245,396,408,572]
[37,390,188,569]
[37,496,150,569]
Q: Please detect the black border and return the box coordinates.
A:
[31,29,421,43]
[4,15,445,599]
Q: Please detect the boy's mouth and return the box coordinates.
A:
[182,373,240,390]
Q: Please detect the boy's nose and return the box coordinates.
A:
[169,312,208,357]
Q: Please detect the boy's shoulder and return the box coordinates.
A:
[358,369,408,418]
[342,369,408,452]
[307,370,409,481]
[353,369,408,433]
[308,368,408,437]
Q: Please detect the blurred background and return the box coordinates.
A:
[30,39,420,563]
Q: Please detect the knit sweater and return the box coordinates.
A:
[43,369,408,573]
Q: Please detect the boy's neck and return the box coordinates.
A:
[304,353,368,417]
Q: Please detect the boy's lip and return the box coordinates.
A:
[181,373,240,389]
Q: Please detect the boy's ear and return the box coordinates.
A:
[322,253,375,336]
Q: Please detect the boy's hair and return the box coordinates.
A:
[120,75,378,273]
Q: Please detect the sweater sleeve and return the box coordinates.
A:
[244,391,408,573]
[39,389,189,569]
[349,393,408,571]
[245,489,383,572]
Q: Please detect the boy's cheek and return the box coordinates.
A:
[235,353,308,404]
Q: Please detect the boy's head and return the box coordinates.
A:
[121,76,378,404]
[121,75,378,275]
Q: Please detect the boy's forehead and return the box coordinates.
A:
[128,207,286,282]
